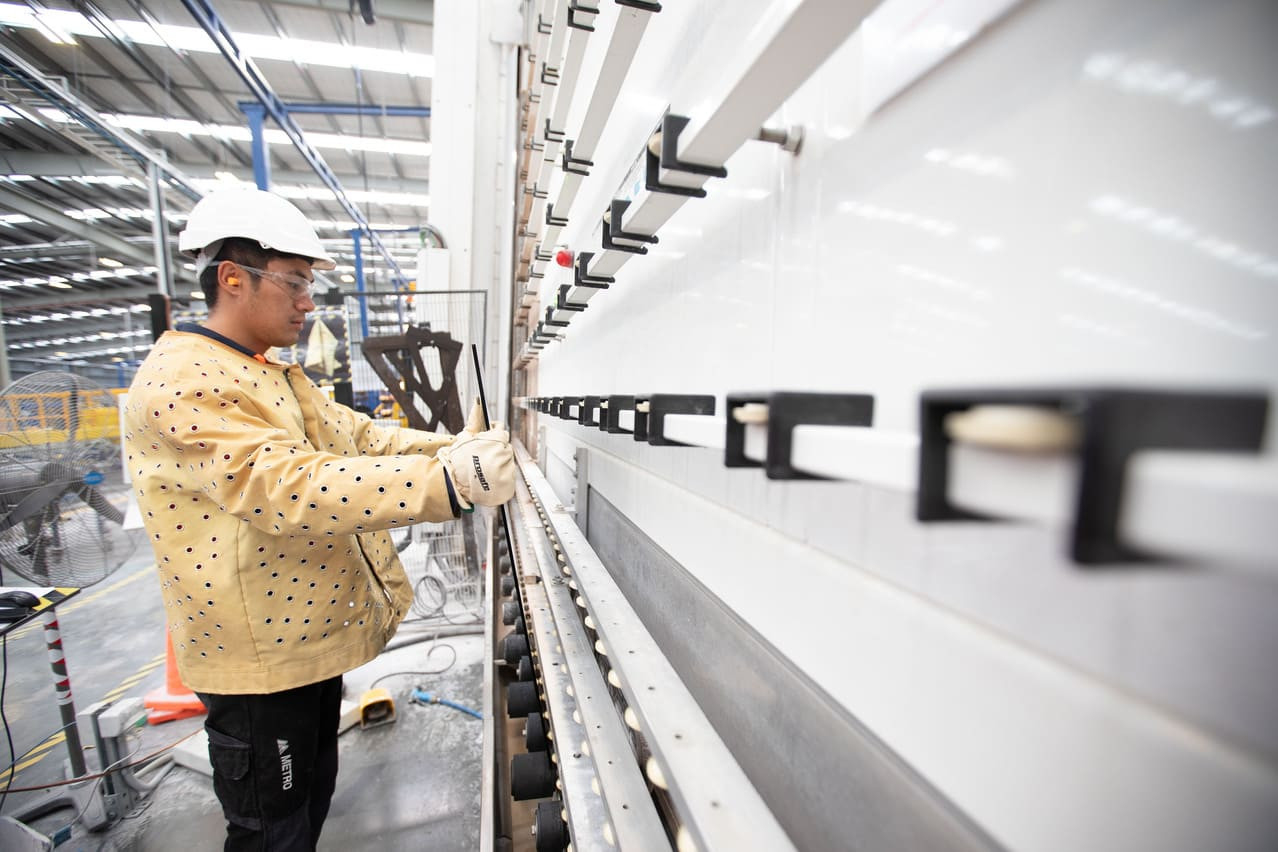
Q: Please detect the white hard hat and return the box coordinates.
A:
[178,188,336,270]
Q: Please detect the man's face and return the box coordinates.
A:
[238,257,317,351]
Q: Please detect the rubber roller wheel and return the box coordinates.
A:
[524,711,549,751]
[534,799,569,851]
[498,554,513,575]
[502,601,521,625]
[514,615,527,635]
[507,680,540,718]
[502,633,529,665]
[517,655,535,682]
[511,752,556,801]
[500,575,515,597]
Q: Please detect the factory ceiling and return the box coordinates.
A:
[0,0,435,380]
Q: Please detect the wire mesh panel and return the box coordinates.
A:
[395,514,486,625]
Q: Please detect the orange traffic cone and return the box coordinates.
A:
[145,634,206,724]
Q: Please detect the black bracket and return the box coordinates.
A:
[601,199,659,255]
[544,119,566,144]
[631,395,652,440]
[724,392,875,478]
[523,184,548,199]
[616,0,662,10]
[540,64,560,86]
[917,387,1269,565]
[559,397,581,421]
[643,112,727,199]
[537,14,553,34]
[524,139,545,153]
[546,203,569,228]
[579,395,601,427]
[604,395,635,434]
[562,139,594,176]
[543,307,570,329]
[645,394,716,446]
[528,269,545,279]
[574,252,614,289]
[534,246,554,263]
[557,285,589,312]
[567,1,600,31]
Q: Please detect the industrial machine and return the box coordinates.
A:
[435,0,1278,850]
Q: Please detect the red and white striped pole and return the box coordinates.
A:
[41,610,86,777]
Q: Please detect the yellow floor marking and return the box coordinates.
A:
[7,565,157,642]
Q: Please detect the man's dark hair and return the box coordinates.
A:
[198,238,310,308]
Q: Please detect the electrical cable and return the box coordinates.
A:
[368,641,458,690]
[0,720,77,777]
[55,730,147,835]
[0,728,201,794]
[0,633,13,814]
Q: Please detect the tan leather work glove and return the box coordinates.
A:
[441,402,515,508]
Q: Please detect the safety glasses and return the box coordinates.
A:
[234,263,316,301]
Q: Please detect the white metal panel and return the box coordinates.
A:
[526,0,1278,846]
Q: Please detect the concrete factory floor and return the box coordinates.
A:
[0,547,485,851]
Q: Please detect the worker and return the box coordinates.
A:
[121,187,515,851]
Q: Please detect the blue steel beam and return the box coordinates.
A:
[181,0,405,281]
[240,103,272,190]
[238,100,431,118]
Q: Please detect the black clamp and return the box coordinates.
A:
[557,285,588,312]
[725,392,875,479]
[601,199,658,255]
[523,140,546,153]
[567,0,599,31]
[574,252,614,289]
[528,269,545,279]
[562,139,593,176]
[644,112,728,199]
[543,307,570,329]
[544,119,566,144]
[579,396,601,427]
[644,394,715,446]
[916,387,1269,565]
[559,397,581,421]
[540,64,560,86]
[534,246,554,263]
[631,396,652,440]
[536,14,553,34]
[616,0,662,10]
[546,203,568,228]
[523,184,548,200]
[604,395,635,434]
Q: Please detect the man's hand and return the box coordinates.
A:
[441,421,515,508]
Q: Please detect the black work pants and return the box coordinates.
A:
[197,676,342,852]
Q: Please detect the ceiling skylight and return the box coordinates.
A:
[0,4,434,76]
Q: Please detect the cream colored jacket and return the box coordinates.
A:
[123,331,457,694]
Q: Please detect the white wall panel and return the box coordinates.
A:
[522,0,1278,847]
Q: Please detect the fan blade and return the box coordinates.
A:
[0,480,71,532]
[76,485,124,525]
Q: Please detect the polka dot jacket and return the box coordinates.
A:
[122,331,458,695]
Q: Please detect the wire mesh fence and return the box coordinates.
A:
[394,513,486,625]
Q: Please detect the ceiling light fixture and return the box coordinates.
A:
[0,5,434,76]
[98,257,123,268]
